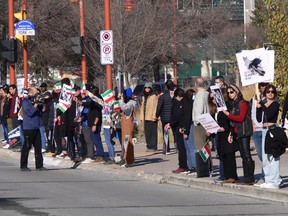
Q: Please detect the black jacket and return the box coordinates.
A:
[170,98,181,130]
[265,125,288,158]
[156,90,173,123]
[82,100,103,127]
[179,96,193,136]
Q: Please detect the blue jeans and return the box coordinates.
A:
[262,128,281,186]
[253,130,263,161]
[39,126,46,150]
[184,124,196,169]
[103,128,115,158]
[2,123,9,143]
[91,126,104,157]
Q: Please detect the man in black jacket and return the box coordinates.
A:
[169,88,190,173]
[156,80,175,154]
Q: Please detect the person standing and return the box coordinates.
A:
[192,77,210,150]
[214,75,228,89]
[251,82,268,162]
[156,80,174,154]
[222,84,255,185]
[9,84,19,130]
[20,87,45,171]
[119,88,136,166]
[140,82,158,152]
[1,86,11,147]
[255,84,281,189]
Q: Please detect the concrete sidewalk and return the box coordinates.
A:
[1,140,288,203]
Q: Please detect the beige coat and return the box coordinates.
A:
[140,94,158,121]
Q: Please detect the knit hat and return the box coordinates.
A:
[144,82,153,89]
[228,84,240,95]
[123,88,133,98]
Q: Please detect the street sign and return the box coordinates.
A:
[100,30,113,45]
[100,44,114,65]
[15,20,35,36]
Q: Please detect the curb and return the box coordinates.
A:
[1,148,288,203]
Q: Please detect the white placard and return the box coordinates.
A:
[100,30,113,45]
[210,85,227,111]
[196,113,220,134]
[236,48,274,86]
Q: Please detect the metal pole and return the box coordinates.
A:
[173,0,178,85]
[104,0,113,90]
[79,0,87,83]
[8,0,16,85]
[22,0,28,89]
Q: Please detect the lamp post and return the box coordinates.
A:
[8,0,16,85]
[104,0,113,90]
[22,0,28,89]
[173,0,178,85]
[70,0,87,83]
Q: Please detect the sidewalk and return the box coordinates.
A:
[1,140,288,203]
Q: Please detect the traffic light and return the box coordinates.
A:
[14,11,26,43]
[0,39,18,63]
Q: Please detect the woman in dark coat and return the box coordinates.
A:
[1,86,11,145]
[207,91,238,183]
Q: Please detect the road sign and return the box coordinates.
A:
[100,30,113,45]
[15,20,35,36]
[101,44,114,65]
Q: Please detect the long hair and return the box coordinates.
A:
[208,93,217,116]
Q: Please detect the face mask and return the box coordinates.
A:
[192,95,195,100]
[215,83,221,88]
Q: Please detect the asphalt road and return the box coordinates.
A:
[0,157,288,216]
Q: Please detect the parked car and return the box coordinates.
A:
[132,82,166,104]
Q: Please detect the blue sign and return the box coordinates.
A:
[15,20,35,36]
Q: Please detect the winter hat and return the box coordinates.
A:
[144,82,153,89]
[123,88,133,98]
[228,84,240,95]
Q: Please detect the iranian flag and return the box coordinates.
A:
[54,82,61,92]
[57,100,71,113]
[101,89,115,103]
[113,101,121,111]
[70,79,75,88]
[199,143,211,162]
[81,82,86,93]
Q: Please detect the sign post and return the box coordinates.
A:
[100,30,114,65]
[15,20,35,36]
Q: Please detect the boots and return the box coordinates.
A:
[237,160,255,185]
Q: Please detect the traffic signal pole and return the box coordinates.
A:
[104,0,113,90]
[79,0,87,84]
[8,0,16,85]
[22,0,28,89]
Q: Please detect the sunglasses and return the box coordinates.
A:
[227,90,235,95]
[266,90,275,94]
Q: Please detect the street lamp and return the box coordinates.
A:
[123,0,134,12]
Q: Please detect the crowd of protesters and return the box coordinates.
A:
[0,75,287,189]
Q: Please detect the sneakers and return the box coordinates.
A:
[254,179,265,187]
[256,182,279,189]
[94,156,105,163]
[41,149,46,153]
[82,158,95,164]
[187,168,197,176]
[56,153,66,158]
[214,178,224,183]
[3,144,10,149]
[104,159,115,165]
[172,167,186,174]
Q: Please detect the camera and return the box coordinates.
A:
[31,94,45,105]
